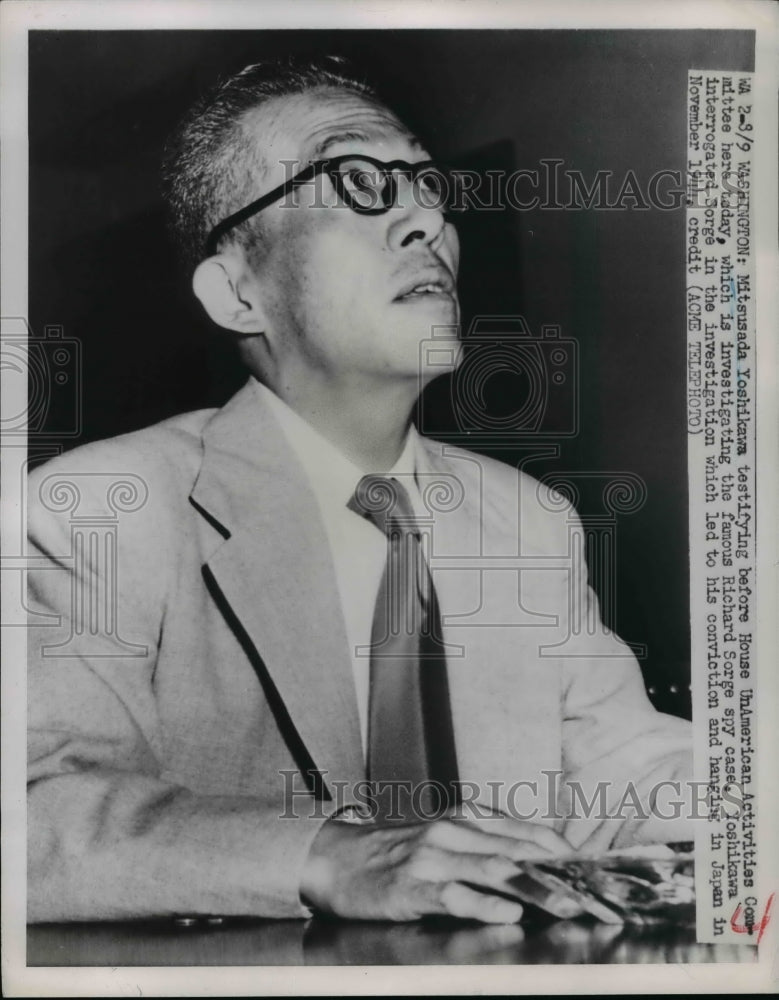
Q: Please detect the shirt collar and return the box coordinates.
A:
[252,378,422,515]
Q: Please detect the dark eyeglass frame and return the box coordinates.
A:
[204,154,458,258]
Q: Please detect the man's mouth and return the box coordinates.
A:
[393,270,456,302]
[397,282,448,300]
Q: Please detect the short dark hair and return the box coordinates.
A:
[162,54,376,272]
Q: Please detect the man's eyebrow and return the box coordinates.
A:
[312,130,424,159]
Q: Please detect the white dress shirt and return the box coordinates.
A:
[254,379,428,757]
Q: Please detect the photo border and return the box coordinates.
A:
[2,0,777,995]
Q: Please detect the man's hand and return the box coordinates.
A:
[300,814,571,923]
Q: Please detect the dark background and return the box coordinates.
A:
[28,29,755,717]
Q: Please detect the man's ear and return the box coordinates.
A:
[192,253,268,334]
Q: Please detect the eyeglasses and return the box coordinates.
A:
[204,154,463,258]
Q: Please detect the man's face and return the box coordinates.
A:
[235,88,461,387]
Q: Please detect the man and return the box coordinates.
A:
[27,55,692,926]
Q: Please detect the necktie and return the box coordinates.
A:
[348,475,460,822]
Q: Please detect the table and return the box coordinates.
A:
[28,917,757,966]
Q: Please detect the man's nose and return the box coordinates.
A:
[385,174,447,251]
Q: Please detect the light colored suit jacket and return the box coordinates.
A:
[27,380,691,921]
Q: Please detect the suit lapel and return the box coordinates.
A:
[189,391,551,804]
[190,381,365,798]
